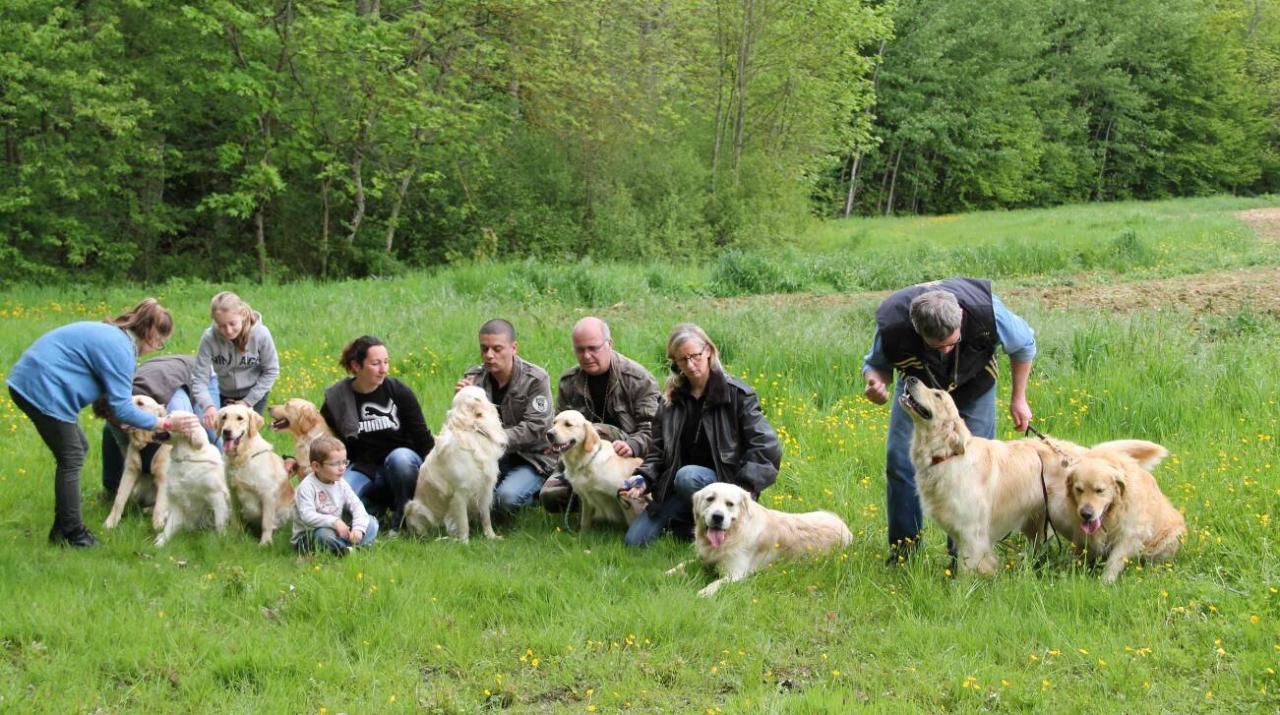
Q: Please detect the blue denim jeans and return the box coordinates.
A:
[885,380,996,546]
[292,516,380,555]
[493,463,545,514]
[102,383,219,494]
[343,447,422,529]
[624,464,717,547]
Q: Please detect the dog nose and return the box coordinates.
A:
[709,512,724,526]
[546,431,556,442]
[904,376,918,387]
[1079,507,1094,520]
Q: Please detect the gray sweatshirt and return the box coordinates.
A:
[192,313,280,413]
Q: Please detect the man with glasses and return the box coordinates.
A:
[862,278,1036,565]
[540,317,661,512]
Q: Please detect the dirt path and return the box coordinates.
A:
[713,208,1280,316]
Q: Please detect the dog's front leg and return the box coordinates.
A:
[446,494,470,543]
[212,492,231,534]
[105,458,143,530]
[1101,541,1139,584]
[258,493,277,545]
[665,561,688,576]
[476,485,500,540]
[149,449,171,531]
[155,509,183,547]
[579,499,595,531]
[698,561,751,597]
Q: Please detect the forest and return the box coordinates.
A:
[2,0,1277,281]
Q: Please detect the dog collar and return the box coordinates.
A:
[930,453,955,466]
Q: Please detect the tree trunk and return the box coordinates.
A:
[884,145,903,217]
[842,153,862,218]
[346,153,365,248]
[1093,118,1114,202]
[254,206,268,283]
[384,166,414,254]
[711,0,727,194]
[320,175,331,277]
[730,0,754,177]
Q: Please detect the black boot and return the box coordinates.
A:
[49,524,101,548]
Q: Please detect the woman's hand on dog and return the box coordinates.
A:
[201,406,218,430]
[620,475,647,500]
[162,413,200,434]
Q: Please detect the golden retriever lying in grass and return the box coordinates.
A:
[1046,441,1184,583]
[667,482,852,597]
[268,397,335,476]
[403,386,507,542]
[899,376,1059,575]
[218,404,293,545]
[154,412,231,547]
[546,409,647,530]
[103,395,171,532]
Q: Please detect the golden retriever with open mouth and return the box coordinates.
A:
[268,397,335,476]
[103,394,172,532]
[403,386,507,542]
[154,412,231,547]
[545,409,648,529]
[899,376,1061,576]
[1046,442,1184,583]
[667,482,852,597]
[217,403,293,545]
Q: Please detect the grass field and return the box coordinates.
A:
[2,195,1279,713]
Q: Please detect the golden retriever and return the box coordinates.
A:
[403,386,508,542]
[217,404,293,545]
[103,394,172,532]
[1046,441,1184,583]
[268,397,335,476]
[667,482,852,597]
[154,412,232,547]
[546,409,648,529]
[899,376,1058,575]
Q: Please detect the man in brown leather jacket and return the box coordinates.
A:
[540,317,660,512]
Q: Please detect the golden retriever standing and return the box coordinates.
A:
[104,394,172,532]
[403,386,508,542]
[1046,441,1184,583]
[899,376,1057,576]
[217,404,293,545]
[268,397,335,476]
[546,410,648,529]
[154,412,231,547]
[668,482,852,597]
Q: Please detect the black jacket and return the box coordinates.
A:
[637,369,781,504]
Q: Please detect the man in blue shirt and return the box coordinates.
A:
[862,278,1036,565]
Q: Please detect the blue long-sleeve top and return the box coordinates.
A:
[6,322,161,429]
[862,294,1036,375]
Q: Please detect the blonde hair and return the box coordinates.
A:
[105,298,173,350]
[210,291,258,352]
[663,322,723,402]
[309,435,346,466]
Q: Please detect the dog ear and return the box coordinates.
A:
[1111,468,1127,497]
[582,422,600,452]
[295,405,318,434]
[1064,471,1077,501]
[188,424,209,448]
[946,427,966,455]
[250,410,264,436]
[214,410,225,431]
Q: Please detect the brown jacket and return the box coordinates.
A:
[556,350,660,459]
[462,355,556,475]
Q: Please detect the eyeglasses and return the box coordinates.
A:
[673,349,706,367]
[322,459,351,469]
[573,342,608,355]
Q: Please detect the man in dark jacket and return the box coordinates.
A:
[862,278,1036,564]
[540,317,660,512]
[456,319,556,514]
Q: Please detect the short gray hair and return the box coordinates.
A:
[909,290,962,342]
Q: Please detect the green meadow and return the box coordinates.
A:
[1,195,1278,713]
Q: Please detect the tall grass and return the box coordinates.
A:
[0,196,1277,712]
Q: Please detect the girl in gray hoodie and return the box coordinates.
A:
[193,291,280,432]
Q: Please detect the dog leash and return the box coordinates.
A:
[1025,424,1065,553]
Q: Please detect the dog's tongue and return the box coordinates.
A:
[706,528,727,548]
[222,437,238,454]
[1081,518,1101,535]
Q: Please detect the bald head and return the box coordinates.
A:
[572,317,613,375]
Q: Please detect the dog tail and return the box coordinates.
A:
[1090,440,1169,471]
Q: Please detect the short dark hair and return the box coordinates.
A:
[339,335,386,374]
[309,435,346,465]
[479,318,516,342]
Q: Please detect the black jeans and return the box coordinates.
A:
[10,387,90,531]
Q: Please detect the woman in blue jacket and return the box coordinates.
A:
[7,298,198,547]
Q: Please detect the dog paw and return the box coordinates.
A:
[665,561,687,577]
[697,582,722,598]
